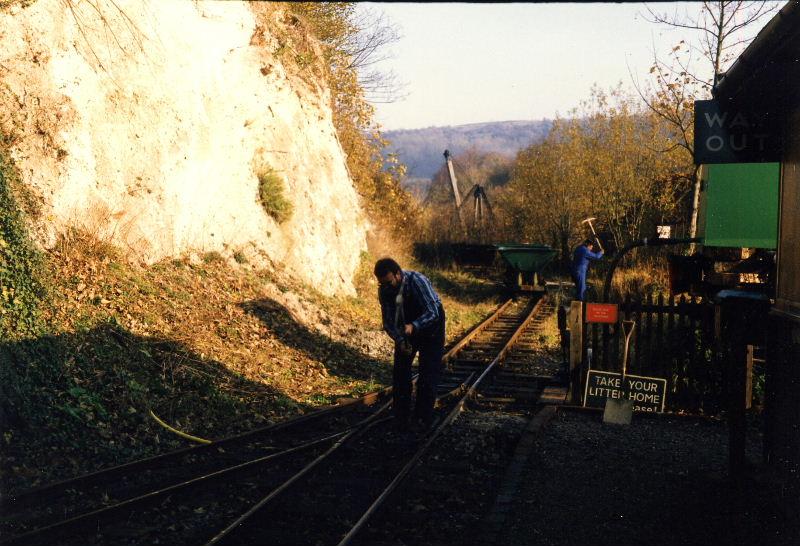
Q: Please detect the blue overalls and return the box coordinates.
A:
[571,245,604,302]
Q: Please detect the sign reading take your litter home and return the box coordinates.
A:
[583,370,667,413]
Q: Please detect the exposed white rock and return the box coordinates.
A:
[0,0,368,295]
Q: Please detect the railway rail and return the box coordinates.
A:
[1,292,559,546]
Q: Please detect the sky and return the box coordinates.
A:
[363,2,777,131]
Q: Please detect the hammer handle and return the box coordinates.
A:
[587,222,604,252]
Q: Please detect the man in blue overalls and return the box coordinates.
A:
[375,258,446,431]
[571,239,604,302]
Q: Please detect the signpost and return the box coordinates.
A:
[583,370,667,413]
[585,303,618,324]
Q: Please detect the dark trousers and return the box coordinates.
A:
[572,271,587,302]
[393,309,445,426]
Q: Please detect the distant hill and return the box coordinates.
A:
[382,119,552,183]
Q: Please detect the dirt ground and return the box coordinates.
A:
[495,409,798,546]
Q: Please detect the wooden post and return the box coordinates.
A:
[656,294,665,386]
[745,344,754,410]
[719,297,756,480]
[727,331,748,480]
[667,295,676,397]
[569,301,583,404]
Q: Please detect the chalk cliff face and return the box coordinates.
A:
[0,0,368,295]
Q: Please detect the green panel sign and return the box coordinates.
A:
[700,162,779,249]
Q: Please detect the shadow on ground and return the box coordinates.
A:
[239,297,390,384]
[419,267,507,305]
[0,322,300,494]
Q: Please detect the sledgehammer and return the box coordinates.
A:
[580,217,604,252]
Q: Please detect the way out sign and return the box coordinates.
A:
[585,303,618,323]
[583,371,667,413]
[694,99,780,164]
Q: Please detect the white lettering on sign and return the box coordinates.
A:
[703,110,767,130]
[695,99,778,164]
[704,111,727,127]
[705,134,768,154]
[730,112,749,128]
[596,375,621,388]
[731,134,747,151]
[706,135,724,152]
[583,370,667,412]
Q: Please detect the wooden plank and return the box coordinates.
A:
[675,295,685,403]
[540,385,569,404]
[657,293,665,386]
[568,301,583,404]
[645,294,654,377]
[667,295,676,403]
[745,344,754,410]
[591,319,599,371]
[687,295,697,403]
[632,297,642,374]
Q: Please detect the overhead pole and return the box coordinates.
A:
[444,150,467,237]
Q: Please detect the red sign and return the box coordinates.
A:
[585,303,618,323]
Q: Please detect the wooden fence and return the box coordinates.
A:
[583,295,723,412]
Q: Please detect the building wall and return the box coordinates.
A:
[766,100,800,522]
[765,314,800,519]
[775,104,800,316]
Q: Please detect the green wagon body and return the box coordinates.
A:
[495,244,557,274]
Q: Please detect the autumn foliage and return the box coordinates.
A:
[286,3,418,240]
[495,86,694,270]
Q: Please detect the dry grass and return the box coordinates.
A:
[608,261,670,301]
[37,229,502,424]
[1,229,505,492]
[582,260,670,302]
[44,230,395,410]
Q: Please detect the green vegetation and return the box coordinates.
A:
[0,152,46,339]
[202,251,224,264]
[1,238,405,492]
[258,168,293,224]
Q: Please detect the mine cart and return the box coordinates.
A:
[496,244,557,291]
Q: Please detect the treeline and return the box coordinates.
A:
[383,119,551,180]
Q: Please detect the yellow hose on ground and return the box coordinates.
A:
[149,409,212,445]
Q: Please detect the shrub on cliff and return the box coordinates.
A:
[258,168,293,224]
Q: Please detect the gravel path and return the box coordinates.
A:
[494,410,796,546]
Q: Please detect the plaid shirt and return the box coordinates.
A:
[379,270,442,342]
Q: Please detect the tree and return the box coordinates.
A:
[644,2,781,88]
[286,3,416,239]
[502,86,689,271]
[636,1,782,244]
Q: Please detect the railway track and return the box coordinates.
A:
[1,292,559,546]
[348,297,565,546]
[0,390,395,544]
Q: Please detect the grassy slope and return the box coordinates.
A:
[1,233,501,493]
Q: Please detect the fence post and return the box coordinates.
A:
[569,301,583,404]
[745,344,754,410]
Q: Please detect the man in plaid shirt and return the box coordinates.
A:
[374,258,446,431]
